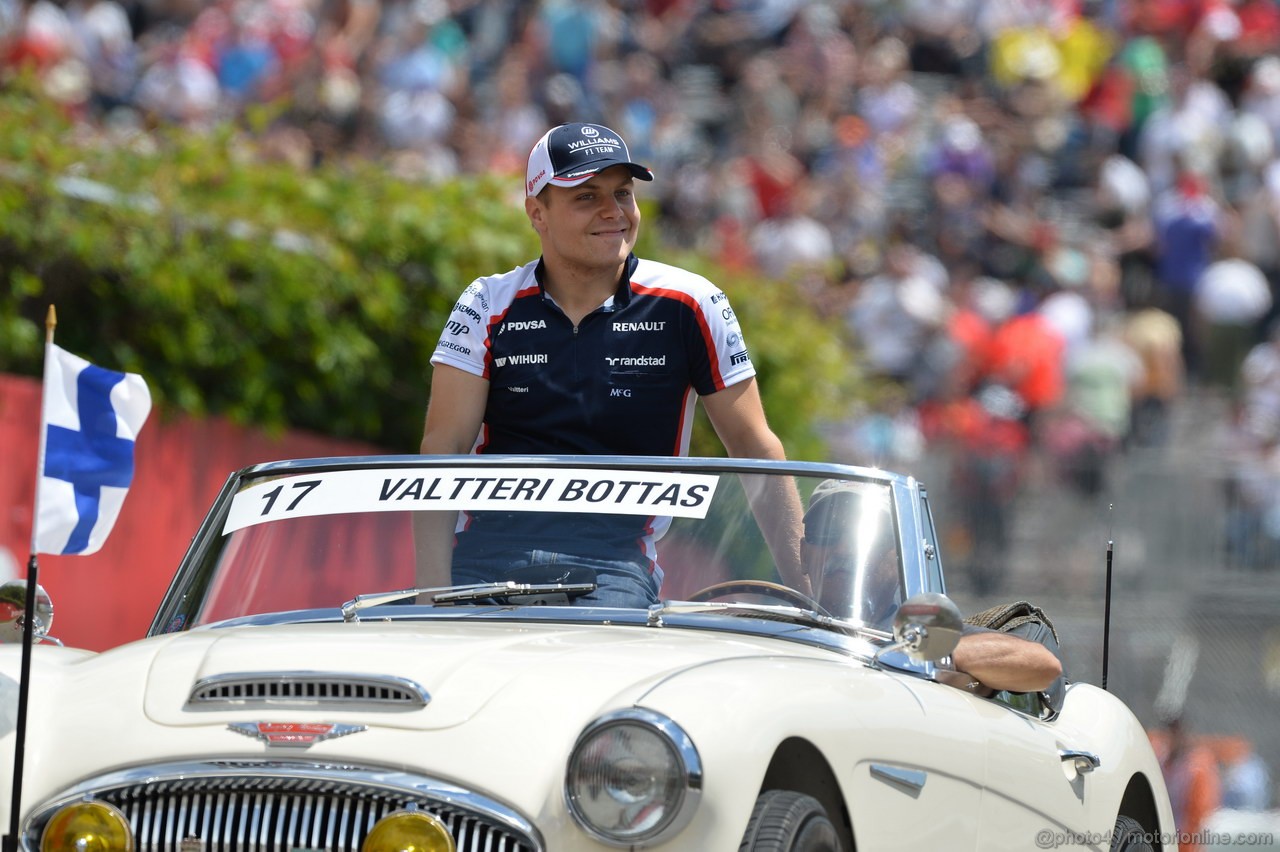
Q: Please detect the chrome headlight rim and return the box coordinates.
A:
[564,707,702,847]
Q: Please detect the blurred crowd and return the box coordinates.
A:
[5,0,1280,588]
[1151,716,1275,849]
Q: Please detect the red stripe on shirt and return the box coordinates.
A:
[630,282,726,391]
[671,383,694,455]
[480,288,537,379]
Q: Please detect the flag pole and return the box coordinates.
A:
[5,306,57,852]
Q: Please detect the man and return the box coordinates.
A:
[418,122,803,603]
[799,478,903,630]
[801,479,1063,695]
[1150,716,1222,852]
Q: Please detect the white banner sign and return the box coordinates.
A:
[223,467,720,533]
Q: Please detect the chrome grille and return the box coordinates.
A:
[25,762,540,852]
[188,673,429,709]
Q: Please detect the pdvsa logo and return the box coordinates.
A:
[500,319,547,334]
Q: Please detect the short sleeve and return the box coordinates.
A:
[690,288,756,395]
[430,281,491,378]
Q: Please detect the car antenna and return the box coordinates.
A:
[1101,504,1114,691]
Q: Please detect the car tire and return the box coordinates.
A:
[1110,815,1155,852]
[739,790,843,852]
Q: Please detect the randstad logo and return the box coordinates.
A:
[582,126,600,137]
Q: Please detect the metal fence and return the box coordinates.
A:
[887,388,1280,810]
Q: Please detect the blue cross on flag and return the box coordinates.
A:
[35,344,151,556]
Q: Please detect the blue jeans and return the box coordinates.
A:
[451,548,660,608]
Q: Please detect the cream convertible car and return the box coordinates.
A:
[1,456,1174,852]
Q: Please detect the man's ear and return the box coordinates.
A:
[525,195,546,234]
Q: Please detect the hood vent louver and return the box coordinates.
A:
[187,672,430,710]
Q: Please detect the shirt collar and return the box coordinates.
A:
[534,255,638,309]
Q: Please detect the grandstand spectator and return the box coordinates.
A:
[1152,716,1224,852]
[1151,166,1223,375]
[1124,304,1185,447]
[1213,736,1274,812]
[1194,249,1273,391]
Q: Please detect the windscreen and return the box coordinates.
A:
[171,464,904,633]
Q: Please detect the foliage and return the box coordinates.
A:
[0,84,861,457]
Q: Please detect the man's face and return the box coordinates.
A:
[525,165,640,276]
[802,499,901,628]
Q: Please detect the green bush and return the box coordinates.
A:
[0,83,860,458]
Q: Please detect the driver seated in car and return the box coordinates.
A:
[801,480,1062,696]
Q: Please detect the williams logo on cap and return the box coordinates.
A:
[525,123,654,197]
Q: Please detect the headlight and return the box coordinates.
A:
[40,800,133,852]
[362,810,456,852]
[565,708,702,847]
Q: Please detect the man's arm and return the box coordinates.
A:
[949,629,1063,694]
[702,378,809,595]
[414,364,489,592]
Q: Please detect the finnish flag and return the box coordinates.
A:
[35,344,151,556]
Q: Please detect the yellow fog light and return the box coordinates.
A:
[362,810,456,852]
[40,800,134,852]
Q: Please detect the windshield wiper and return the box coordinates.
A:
[646,600,890,640]
[432,581,598,605]
[341,581,598,622]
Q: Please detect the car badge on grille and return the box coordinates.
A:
[228,721,367,748]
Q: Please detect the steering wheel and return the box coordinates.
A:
[686,580,834,618]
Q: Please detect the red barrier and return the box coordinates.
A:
[0,373,390,651]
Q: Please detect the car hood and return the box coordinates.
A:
[138,618,847,729]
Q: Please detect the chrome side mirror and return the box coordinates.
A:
[888,593,963,663]
[0,579,55,645]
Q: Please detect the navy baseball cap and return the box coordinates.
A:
[803,480,893,547]
[525,123,654,197]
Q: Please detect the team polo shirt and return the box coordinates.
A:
[430,254,756,456]
[429,255,756,574]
